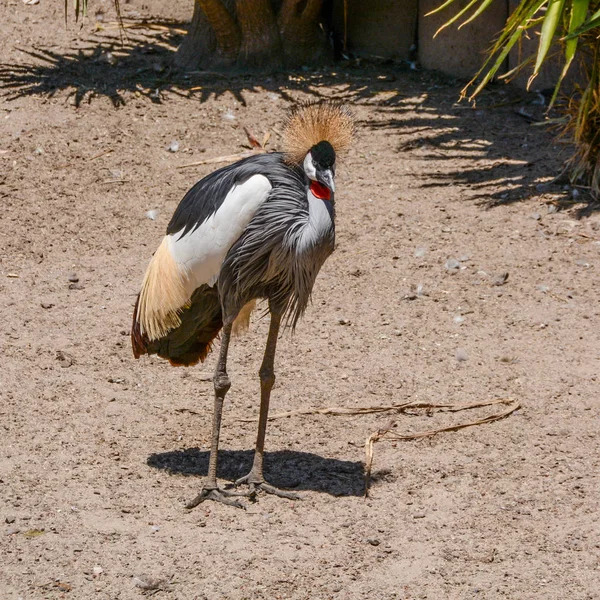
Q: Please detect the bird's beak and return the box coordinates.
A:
[317,169,335,193]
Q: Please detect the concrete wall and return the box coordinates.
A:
[330,0,577,92]
[418,0,508,79]
[331,0,418,61]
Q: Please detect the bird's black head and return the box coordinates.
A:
[304,140,336,194]
[311,140,336,170]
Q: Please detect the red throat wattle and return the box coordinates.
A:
[310,180,332,200]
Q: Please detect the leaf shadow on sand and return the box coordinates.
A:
[0,20,400,108]
[1,19,594,213]
[147,448,365,497]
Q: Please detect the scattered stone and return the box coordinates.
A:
[547,204,559,214]
[337,318,351,326]
[455,348,469,362]
[444,258,461,271]
[132,574,169,591]
[99,51,117,65]
[492,272,509,286]
[5,516,16,524]
[108,377,125,384]
[413,513,426,519]
[56,351,73,368]
[414,247,427,258]
[68,273,79,283]
[166,140,180,153]
[453,315,465,325]
[55,582,72,592]
[6,527,20,535]
[69,283,85,290]
[531,212,541,220]
[366,538,380,546]
[41,302,54,309]
[93,565,104,576]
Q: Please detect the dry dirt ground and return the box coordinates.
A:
[2,1,600,599]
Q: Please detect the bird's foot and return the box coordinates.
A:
[235,473,302,501]
[185,485,250,510]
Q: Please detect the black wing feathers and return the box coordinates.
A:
[166,152,289,238]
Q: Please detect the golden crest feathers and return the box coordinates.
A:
[282,101,355,165]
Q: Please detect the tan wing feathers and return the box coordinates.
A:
[136,236,190,341]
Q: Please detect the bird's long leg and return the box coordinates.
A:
[186,322,248,510]
[235,310,301,500]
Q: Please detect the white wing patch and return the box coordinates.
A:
[169,174,272,296]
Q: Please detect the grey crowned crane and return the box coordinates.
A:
[131,102,354,508]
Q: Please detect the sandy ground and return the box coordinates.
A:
[1,1,600,599]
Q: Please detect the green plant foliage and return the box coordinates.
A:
[432,0,600,198]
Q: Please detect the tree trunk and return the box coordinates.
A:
[236,0,282,68]
[175,0,331,71]
[176,0,240,70]
[278,0,328,67]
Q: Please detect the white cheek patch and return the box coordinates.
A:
[303,153,317,181]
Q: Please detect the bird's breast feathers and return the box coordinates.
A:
[294,188,335,255]
[137,174,272,340]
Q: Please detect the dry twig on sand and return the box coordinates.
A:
[238,397,521,497]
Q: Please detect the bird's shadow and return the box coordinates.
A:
[148,448,365,497]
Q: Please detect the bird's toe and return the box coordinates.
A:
[185,487,248,510]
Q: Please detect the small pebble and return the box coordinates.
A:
[5,516,16,524]
[453,315,465,325]
[455,348,469,362]
[41,302,54,309]
[444,258,461,271]
[100,51,117,65]
[414,247,427,258]
[413,513,426,519]
[367,538,380,546]
[493,272,509,286]
[531,212,541,220]
[56,351,73,368]
[338,318,351,326]
[166,140,179,153]
[68,273,79,283]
